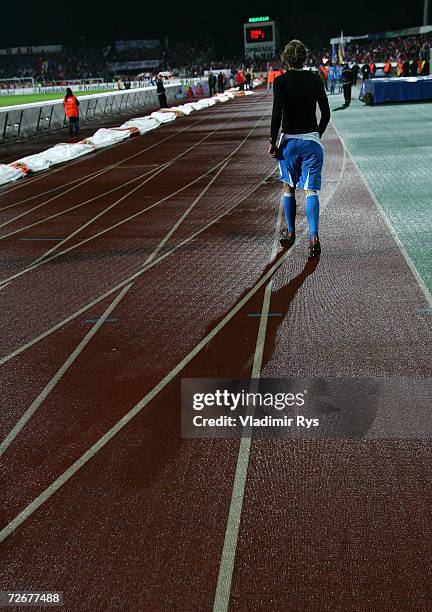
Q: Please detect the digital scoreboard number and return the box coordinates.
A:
[243,19,278,58]
[245,25,274,43]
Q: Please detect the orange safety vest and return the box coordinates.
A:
[369,63,375,74]
[397,61,403,76]
[320,65,328,79]
[383,62,391,74]
[63,95,79,118]
[267,70,275,83]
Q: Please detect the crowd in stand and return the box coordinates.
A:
[0,30,431,87]
[345,32,432,64]
[0,46,108,83]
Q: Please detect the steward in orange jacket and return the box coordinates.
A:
[319,64,328,90]
[236,70,246,91]
[383,61,391,76]
[63,88,80,136]
[267,69,276,91]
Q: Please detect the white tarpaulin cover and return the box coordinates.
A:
[83,127,135,149]
[120,117,160,134]
[0,164,26,185]
[213,95,230,102]
[150,111,177,123]
[16,142,95,173]
[174,105,194,115]
[0,90,254,186]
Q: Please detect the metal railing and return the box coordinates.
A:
[0,83,187,143]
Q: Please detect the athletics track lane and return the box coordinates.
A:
[1,92,431,610]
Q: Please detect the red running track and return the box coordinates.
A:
[0,91,431,611]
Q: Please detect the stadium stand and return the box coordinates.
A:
[345,31,432,63]
[0,29,430,87]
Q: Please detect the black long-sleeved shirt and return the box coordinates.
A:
[270,70,331,145]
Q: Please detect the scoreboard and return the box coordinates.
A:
[244,17,278,59]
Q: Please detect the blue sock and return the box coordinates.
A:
[306,193,320,239]
[283,194,296,233]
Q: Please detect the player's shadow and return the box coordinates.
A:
[188,251,319,379]
[333,105,350,111]
[183,251,379,439]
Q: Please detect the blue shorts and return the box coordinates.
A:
[278,138,324,190]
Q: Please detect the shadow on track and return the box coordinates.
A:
[188,251,320,378]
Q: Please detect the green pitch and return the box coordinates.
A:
[0,90,114,107]
[329,88,432,295]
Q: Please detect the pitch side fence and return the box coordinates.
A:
[0,81,199,143]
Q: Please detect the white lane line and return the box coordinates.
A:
[212,196,284,612]
[0,168,275,367]
[212,133,348,612]
[0,104,265,239]
[30,112,242,265]
[0,103,271,366]
[0,283,132,459]
[145,157,232,265]
[0,191,313,545]
[0,116,209,210]
[331,121,432,307]
[0,100,246,201]
[0,156,103,199]
[0,98,259,206]
[0,160,231,456]
[0,111,268,289]
[0,111,241,232]
[0,158,189,242]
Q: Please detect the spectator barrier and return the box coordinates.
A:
[0,80,203,143]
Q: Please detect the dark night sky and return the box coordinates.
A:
[1,0,426,53]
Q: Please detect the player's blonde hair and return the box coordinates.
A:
[281,39,307,68]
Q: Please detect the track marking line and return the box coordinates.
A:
[0,106,270,366]
[0,164,175,242]
[0,97,259,206]
[0,155,232,453]
[0,168,274,366]
[0,111,242,234]
[0,283,132,459]
[0,132,345,544]
[0,105,267,242]
[212,132,347,612]
[331,122,432,308]
[0,102,236,201]
[213,195,284,612]
[0,197,300,545]
[30,111,240,265]
[0,155,105,199]
[0,111,268,288]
